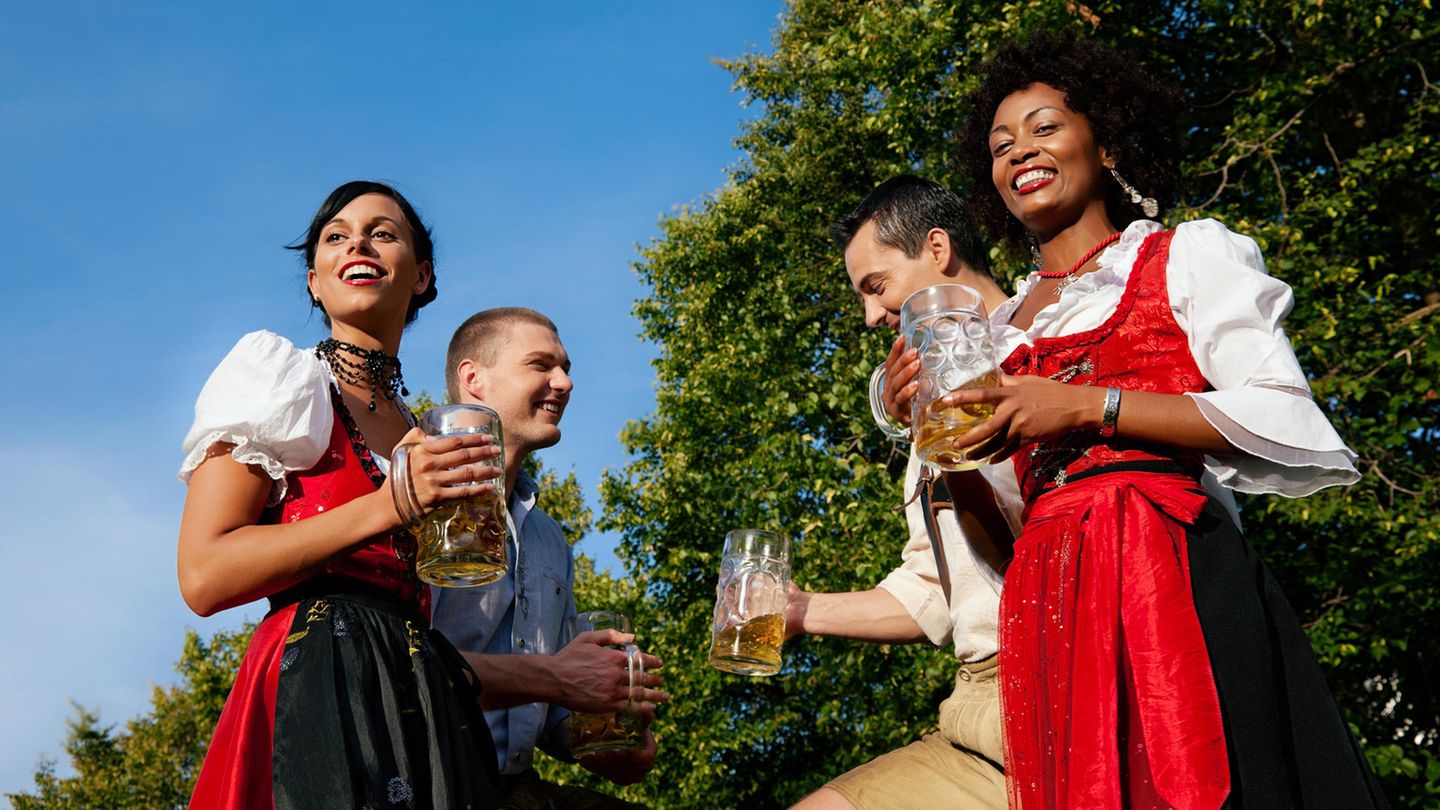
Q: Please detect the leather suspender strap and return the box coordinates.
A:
[914,466,955,606]
[904,465,1013,608]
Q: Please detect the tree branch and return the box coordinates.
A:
[1323,131,1343,177]
[1267,150,1288,218]
[1398,301,1440,327]
[1367,460,1422,502]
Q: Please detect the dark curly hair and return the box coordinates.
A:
[287,180,438,327]
[956,32,1186,247]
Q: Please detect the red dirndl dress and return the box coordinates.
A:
[997,231,1387,808]
[189,389,498,809]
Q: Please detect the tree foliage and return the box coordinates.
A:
[598,0,1439,806]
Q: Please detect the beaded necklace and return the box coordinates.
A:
[315,338,409,411]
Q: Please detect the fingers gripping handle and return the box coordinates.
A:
[390,442,423,527]
[624,644,644,713]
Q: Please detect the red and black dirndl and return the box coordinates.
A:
[997,231,1387,808]
[189,390,499,809]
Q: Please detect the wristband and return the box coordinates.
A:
[1099,386,1121,438]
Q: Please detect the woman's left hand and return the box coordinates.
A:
[940,374,1104,462]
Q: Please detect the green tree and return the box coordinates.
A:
[8,626,251,809]
[600,0,1438,806]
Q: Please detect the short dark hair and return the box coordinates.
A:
[445,307,561,402]
[287,180,438,326]
[830,175,989,274]
[956,32,1185,247]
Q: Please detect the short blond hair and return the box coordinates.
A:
[445,307,559,401]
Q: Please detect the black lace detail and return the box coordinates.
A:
[330,385,387,489]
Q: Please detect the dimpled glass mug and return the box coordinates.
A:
[392,404,509,587]
[567,610,647,756]
[900,284,999,471]
[708,529,791,676]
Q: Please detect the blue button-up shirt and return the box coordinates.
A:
[430,472,577,774]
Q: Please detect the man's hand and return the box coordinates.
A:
[882,335,921,427]
[549,631,670,714]
[578,727,657,787]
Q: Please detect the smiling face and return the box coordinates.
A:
[987,83,1115,238]
[458,320,573,460]
[306,193,432,333]
[843,219,957,330]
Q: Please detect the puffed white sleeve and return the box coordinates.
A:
[1168,219,1360,497]
[178,330,333,504]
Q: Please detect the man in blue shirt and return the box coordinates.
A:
[431,307,667,808]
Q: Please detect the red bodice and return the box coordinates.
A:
[1001,230,1209,504]
[262,390,428,619]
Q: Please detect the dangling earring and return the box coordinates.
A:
[1109,167,1159,218]
[1028,234,1042,268]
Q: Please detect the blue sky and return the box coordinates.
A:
[0,1,783,796]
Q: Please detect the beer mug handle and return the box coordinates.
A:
[623,643,644,714]
[869,364,912,442]
[390,442,424,527]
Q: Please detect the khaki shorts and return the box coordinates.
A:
[826,656,1005,810]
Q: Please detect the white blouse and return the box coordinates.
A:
[992,218,1359,497]
[178,330,396,504]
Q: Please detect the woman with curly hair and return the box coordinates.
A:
[934,33,1388,807]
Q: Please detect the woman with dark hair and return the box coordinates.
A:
[178,181,500,808]
[938,33,1387,808]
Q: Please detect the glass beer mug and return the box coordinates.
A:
[393,404,509,588]
[567,610,647,756]
[870,284,999,471]
[708,529,790,676]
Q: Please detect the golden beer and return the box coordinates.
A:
[914,369,1000,471]
[708,613,786,676]
[415,486,507,588]
[569,706,645,757]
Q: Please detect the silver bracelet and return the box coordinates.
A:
[1100,386,1121,438]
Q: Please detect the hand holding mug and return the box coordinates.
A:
[553,629,668,715]
[389,429,502,526]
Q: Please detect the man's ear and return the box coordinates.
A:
[455,358,486,403]
[928,228,964,279]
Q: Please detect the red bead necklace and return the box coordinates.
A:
[1035,231,1123,295]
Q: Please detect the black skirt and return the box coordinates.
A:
[1187,497,1389,808]
[271,588,499,809]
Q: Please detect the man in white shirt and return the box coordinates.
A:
[430,307,669,809]
[789,177,1017,810]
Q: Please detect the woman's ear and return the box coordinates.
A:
[1099,145,1118,170]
